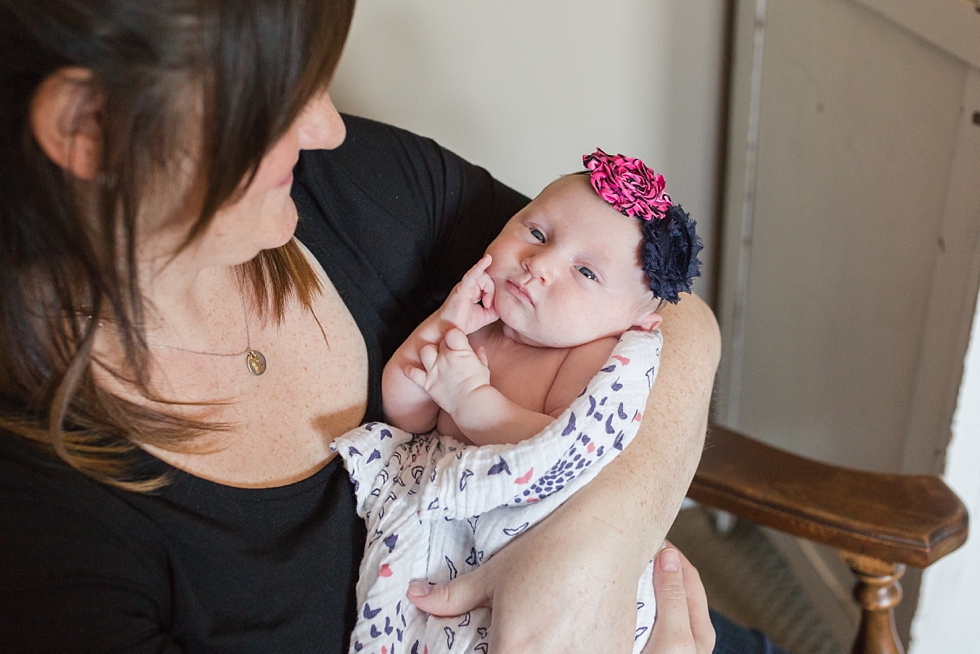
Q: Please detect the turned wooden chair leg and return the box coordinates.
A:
[840,552,906,654]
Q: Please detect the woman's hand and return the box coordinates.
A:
[407,539,715,654]
[407,293,721,653]
[407,496,653,653]
[641,547,715,654]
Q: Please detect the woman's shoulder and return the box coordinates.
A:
[293,112,527,242]
[290,113,467,269]
[293,113,457,207]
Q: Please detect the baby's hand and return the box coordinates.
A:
[439,254,498,335]
[406,328,491,416]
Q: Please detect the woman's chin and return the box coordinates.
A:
[267,228,297,251]
[262,203,300,250]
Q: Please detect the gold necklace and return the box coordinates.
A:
[148,268,267,376]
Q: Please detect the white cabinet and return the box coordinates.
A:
[717,0,980,474]
[714,0,980,646]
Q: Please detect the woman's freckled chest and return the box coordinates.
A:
[248,281,367,466]
[142,263,369,487]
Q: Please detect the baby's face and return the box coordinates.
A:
[485,174,662,348]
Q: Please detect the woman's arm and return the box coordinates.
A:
[572,292,721,566]
[310,116,719,651]
[408,292,720,653]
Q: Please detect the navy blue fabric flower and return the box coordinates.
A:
[640,204,703,304]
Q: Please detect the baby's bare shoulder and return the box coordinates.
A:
[474,327,566,414]
[544,336,619,417]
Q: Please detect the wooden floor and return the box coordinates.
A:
[666,507,843,654]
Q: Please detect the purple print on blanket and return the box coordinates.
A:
[332,329,662,654]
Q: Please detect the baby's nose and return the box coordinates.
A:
[523,252,556,284]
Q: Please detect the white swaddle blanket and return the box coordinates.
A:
[332,329,662,654]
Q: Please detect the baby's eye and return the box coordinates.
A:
[529,228,545,243]
[577,266,596,281]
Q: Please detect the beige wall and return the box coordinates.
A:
[330,0,729,301]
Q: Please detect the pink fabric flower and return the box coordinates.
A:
[583,148,671,221]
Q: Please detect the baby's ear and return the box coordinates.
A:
[631,310,663,332]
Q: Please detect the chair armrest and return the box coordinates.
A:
[688,424,969,567]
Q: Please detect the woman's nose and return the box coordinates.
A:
[297,91,346,151]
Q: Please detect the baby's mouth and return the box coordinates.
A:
[506,280,534,306]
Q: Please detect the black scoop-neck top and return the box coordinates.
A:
[0,115,526,653]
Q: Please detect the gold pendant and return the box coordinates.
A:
[246,350,267,376]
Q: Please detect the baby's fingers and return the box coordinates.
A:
[456,254,494,300]
[443,328,472,352]
[404,364,427,388]
[459,254,492,287]
[419,343,439,371]
[479,280,495,315]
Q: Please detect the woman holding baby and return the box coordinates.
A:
[0,1,752,652]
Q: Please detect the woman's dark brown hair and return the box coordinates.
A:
[0,0,355,489]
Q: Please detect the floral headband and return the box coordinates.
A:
[583,148,671,221]
[583,148,703,304]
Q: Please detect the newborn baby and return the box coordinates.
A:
[335,149,703,654]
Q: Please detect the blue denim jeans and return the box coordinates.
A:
[710,610,791,654]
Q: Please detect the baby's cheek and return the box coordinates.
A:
[545,312,582,340]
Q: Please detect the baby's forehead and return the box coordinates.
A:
[551,208,644,260]
[522,174,646,257]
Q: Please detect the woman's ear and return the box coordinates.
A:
[29,67,102,180]
[631,310,663,332]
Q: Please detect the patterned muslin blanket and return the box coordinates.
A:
[332,329,663,654]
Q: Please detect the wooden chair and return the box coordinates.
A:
[690,424,969,654]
